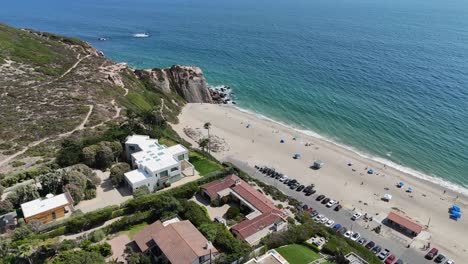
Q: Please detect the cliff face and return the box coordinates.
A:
[134,65,213,103]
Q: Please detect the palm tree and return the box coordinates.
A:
[329,250,350,264]
[203,122,212,153]
[198,138,210,153]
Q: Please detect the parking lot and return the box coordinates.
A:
[227,158,440,264]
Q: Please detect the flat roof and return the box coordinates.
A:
[21,193,73,219]
[124,169,151,184]
[387,211,423,234]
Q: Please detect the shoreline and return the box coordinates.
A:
[232,105,468,199]
[173,103,468,261]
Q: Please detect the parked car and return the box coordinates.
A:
[394,259,404,264]
[287,179,297,186]
[371,245,382,254]
[302,204,309,211]
[385,254,396,264]
[434,254,446,263]
[314,214,324,222]
[283,179,290,184]
[332,224,341,230]
[321,198,331,204]
[344,230,353,238]
[338,227,347,234]
[425,248,439,260]
[325,219,334,227]
[297,185,305,191]
[316,195,325,201]
[334,204,342,211]
[321,217,329,224]
[310,210,319,217]
[279,175,288,182]
[357,237,367,245]
[351,212,362,220]
[445,260,455,264]
[305,189,316,196]
[303,185,312,192]
[378,249,390,260]
[326,200,337,207]
[350,232,360,241]
[365,241,375,250]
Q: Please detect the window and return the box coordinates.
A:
[178,154,185,161]
[51,211,57,220]
[160,170,168,177]
[170,167,178,172]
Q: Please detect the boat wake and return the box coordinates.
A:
[133,33,150,38]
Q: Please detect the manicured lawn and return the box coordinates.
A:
[276,244,321,264]
[189,152,223,176]
[118,222,148,239]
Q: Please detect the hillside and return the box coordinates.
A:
[0,23,213,173]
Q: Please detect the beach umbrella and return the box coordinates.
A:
[406,187,413,193]
[398,182,405,187]
[367,169,374,174]
[451,211,461,219]
[293,153,301,159]
[280,139,285,143]
[451,205,461,212]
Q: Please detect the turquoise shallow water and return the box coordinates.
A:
[2,0,468,192]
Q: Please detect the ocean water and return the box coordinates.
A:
[2,0,468,193]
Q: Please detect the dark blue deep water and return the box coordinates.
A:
[2,0,468,192]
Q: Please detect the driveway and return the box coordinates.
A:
[75,170,132,213]
[107,234,131,263]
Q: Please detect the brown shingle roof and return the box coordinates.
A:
[133,221,163,252]
[201,174,238,200]
[152,220,217,263]
[202,175,286,241]
[387,211,423,234]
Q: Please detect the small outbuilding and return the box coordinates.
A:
[21,192,74,224]
[385,211,423,237]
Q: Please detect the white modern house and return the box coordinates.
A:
[124,135,194,192]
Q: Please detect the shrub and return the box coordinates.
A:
[89,229,106,242]
[50,249,105,264]
[84,188,97,200]
[7,184,40,207]
[66,206,118,233]
[133,186,150,198]
[0,200,13,215]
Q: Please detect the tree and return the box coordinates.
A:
[39,171,64,195]
[0,184,4,196]
[56,139,83,167]
[226,207,241,220]
[198,138,210,153]
[68,164,100,186]
[63,184,83,204]
[12,225,33,241]
[203,122,212,153]
[126,252,152,264]
[109,162,131,186]
[0,200,14,215]
[95,145,114,169]
[7,184,40,207]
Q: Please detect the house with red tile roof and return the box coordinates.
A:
[132,218,218,264]
[201,175,288,245]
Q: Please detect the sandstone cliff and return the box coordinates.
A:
[134,65,213,103]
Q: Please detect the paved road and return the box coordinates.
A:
[227,157,435,264]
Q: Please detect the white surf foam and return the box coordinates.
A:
[231,105,468,197]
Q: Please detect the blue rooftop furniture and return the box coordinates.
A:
[367,169,374,174]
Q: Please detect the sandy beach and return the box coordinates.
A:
[173,103,467,262]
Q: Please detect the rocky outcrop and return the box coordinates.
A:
[135,65,213,103]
